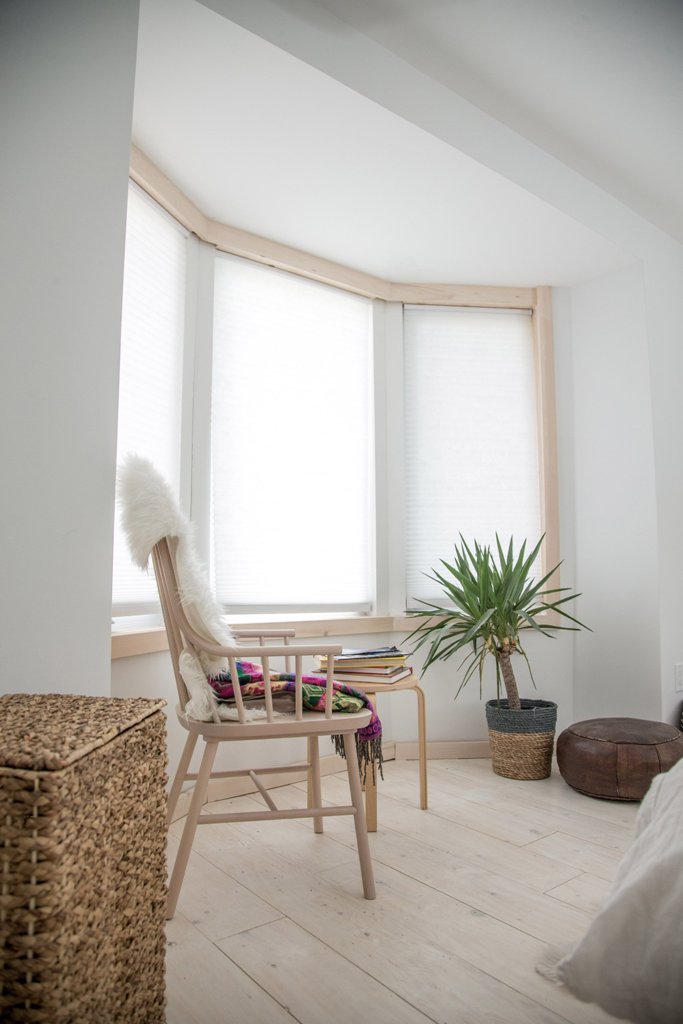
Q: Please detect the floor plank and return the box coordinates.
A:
[207,848,578,1024]
[423,764,637,854]
[429,759,638,828]
[191,821,614,1022]
[165,758,631,1024]
[545,872,613,917]
[524,831,625,882]
[165,914,295,1024]
[250,781,593,946]
[296,774,585,892]
[166,832,283,942]
[218,917,435,1024]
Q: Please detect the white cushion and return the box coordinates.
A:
[556,757,683,1022]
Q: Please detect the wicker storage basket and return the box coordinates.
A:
[485,698,558,780]
[0,693,167,1023]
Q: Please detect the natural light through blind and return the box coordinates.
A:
[212,255,373,611]
[404,306,541,604]
[112,184,186,610]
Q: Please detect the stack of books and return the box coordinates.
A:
[316,646,412,684]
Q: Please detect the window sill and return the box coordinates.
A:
[111,614,415,660]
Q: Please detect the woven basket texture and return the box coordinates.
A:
[485,698,557,734]
[485,699,558,780]
[488,728,555,780]
[0,694,167,1023]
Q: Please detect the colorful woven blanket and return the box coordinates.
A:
[208,661,383,782]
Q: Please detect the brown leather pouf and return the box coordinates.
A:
[556,717,683,800]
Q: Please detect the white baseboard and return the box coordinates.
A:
[395,739,491,760]
[169,739,490,822]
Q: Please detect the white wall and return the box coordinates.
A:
[553,264,662,720]
[641,252,683,724]
[0,0,139,695]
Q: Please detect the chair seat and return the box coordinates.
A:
[177,704,372,740]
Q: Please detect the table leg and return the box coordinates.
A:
[415,684,428,810]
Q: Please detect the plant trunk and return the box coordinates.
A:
[498,649,521,710]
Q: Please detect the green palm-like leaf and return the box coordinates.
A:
[406,534,590,707]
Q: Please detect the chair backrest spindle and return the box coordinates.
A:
[261,655,274,723]
[227,655,247,723]
[151,538,190,707]
[325,661,335,719]
[295,656,303,720]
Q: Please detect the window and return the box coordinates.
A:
[114,177,556,624]
[403,306,542,603]
[211,255,374,612]
[112,184,187,612]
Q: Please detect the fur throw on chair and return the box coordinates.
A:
[116,454,235,678]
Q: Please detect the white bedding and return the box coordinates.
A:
[553,757,683,1023]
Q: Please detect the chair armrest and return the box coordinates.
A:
[179,624,341,724]
[215,642,342,659]
[170,598,342,660]
[233,629,297,639]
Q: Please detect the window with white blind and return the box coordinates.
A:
[112,183,187,612]
[211,254,374,612]
[404,305,542,604]
[113,181,557,625]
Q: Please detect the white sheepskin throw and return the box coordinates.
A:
[179,650,274,722]
[178,649,218,721]
[117,454,235,679]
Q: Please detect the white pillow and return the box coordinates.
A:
[556,757,683,1023]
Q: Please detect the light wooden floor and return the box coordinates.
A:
[166,757,638,1024]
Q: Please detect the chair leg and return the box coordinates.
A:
[415,684,428,810]
[167,739,218,919]
[307,736,323,833]
[167,732,198,826]
[343,732,376,900]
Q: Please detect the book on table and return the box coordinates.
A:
[331,666,413,686]
[316,646,409,671]
[329,662,409,677]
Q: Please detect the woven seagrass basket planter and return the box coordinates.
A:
[485,698,558,780]
[0,693,167,1024]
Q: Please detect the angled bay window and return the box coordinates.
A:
[211,255,374,612]
[404,306,543,604]
[114,165,558,628]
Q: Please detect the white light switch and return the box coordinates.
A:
[675,664,683,693]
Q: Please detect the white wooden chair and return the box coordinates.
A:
[151,535,376,918]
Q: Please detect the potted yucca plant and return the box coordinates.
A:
[406,535,588,780]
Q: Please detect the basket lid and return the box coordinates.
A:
[0,693,166,771]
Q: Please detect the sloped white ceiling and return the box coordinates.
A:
[303,0,683,243]
[132,0,661,285]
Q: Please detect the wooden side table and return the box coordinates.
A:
[351,674,428,831]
